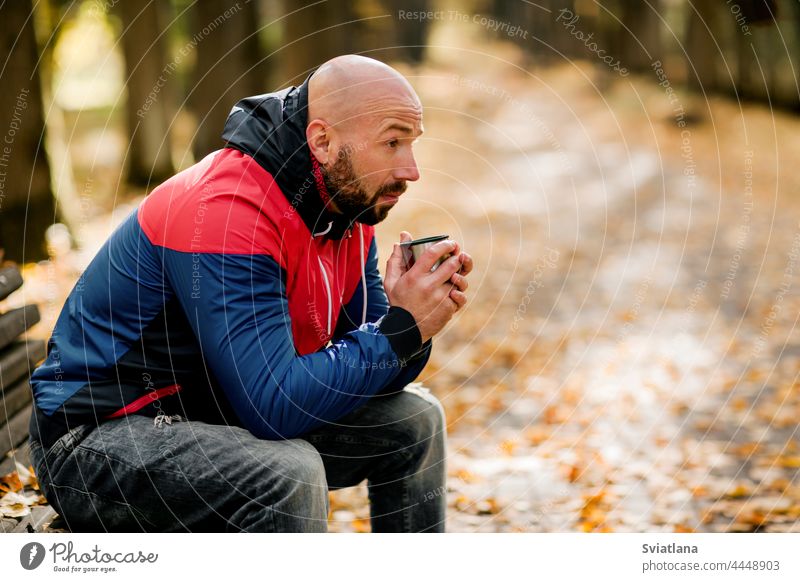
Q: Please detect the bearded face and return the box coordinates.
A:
[320,145,406,225]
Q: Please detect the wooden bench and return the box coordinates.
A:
[0,265,63,532]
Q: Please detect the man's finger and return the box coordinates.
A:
[384,231,414,292]
[450,273,468,292]
[397,231,413,269]
[426,254,462,286]
[458,252,474,276]
[449,289,467,310]
[412,239,458,274]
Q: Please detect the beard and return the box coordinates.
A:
[320,146,406,225]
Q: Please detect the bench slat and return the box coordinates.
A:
[0,403,32,459]
[2,379,32,424]
[0,440,30,476]
[0,340,46,394]
[12,505,58,533]
[0,268,58,532]
[0,267,23,302]
[0,305,41,352]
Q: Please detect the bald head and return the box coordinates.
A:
[308,55,421,130]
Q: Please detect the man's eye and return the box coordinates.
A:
[387,139,398,148]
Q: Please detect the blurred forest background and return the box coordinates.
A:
[1,0,798,262]
[2,0,800,532]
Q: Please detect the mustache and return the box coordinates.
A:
[375,181,407,197]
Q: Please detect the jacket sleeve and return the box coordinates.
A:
[161,248,426,439]
[332,237,432,395]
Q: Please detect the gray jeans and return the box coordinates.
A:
[29,384,446,532]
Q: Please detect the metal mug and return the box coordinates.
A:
[399,234,452,272]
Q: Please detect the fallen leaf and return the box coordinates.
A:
[475,498,501,515]
[499,439,517,456]
[731,397,749,411]
[0,472,23,494]
[18,463,38,490]
[726,484,752,499]
[1,502,29,518]
[0,491,43,518]
[453,494,472,512]
[564,464,582,483]
[454,468,478,484]
[732,443,760,457]
[777,456,800,468]
[690,485,708,497]
[524,427,549,445]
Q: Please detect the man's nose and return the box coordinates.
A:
[394,151,420,182]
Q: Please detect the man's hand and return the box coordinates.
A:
[384,232,473,343]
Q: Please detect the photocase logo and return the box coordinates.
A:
[19,542,46,570]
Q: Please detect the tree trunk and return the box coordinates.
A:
[685,0,729,94]
[190,0,266,160]
[620,0,663,72]
[533,0,578,66]
[118,0,174,187]
[0,0,57,263]
[385,0,431,64]
[280,0,357,84]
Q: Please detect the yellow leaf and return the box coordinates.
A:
[499,440,516,456]
[0,472,23,494]
[727,484,751,498]
[732,443,759,457]
[1,502,29,518]
[741,511,768,526]
[700,509,715,524]
[543,405,565,425]
[778,456,800,468]
[564,464,582,483]
[767,478,790,492]
[690,485,708,497]
[524,427,549,446]
[731,397,749,411]
[453,494,471,512]
[454,469,477,483]
[476,498,501,515]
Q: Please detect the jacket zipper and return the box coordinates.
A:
[359,224,367,325]
[317,256,332,335]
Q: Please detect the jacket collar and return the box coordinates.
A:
[221,73,355,240]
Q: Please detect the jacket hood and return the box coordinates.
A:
[221,73,355,240]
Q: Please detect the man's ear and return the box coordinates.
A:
[306,119,331,164]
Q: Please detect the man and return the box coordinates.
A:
[28,55,472,532]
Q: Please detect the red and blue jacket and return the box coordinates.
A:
[29,74,430,448]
